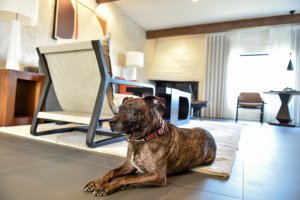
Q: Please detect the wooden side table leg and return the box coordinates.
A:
[0,71,17,126]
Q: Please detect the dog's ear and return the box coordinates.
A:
[122,97,133,104]
[144,96,166,113]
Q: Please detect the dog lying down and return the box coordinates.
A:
[84,96,216,196]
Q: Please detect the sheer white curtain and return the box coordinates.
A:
[204,26,300,123]
[225,28,275,120]
[226,30,242,119]
[265,26,300,124]
[266,26,297,122]
[204,33,229,118]
[225,25,299,122]
[293,28,300,124]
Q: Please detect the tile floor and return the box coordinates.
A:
[0,120,300,200]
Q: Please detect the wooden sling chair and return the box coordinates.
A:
[30,38,155,148]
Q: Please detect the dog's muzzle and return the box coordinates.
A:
[108,118,115,130]
[109,118,121,133]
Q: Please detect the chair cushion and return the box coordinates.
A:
[238,102,263,108]
[100,36,117,114]
[239,92,262,103]
[101,42,140,114]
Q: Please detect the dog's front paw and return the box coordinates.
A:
[84,180,100,192]
[93,183,115,196]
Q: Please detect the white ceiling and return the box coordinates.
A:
[113,0,300,30]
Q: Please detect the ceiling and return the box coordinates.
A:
[112,0,300,31]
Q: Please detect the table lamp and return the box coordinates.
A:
[125,51,144,80]
[0,0,39,70]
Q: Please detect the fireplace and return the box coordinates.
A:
[154,80,198,100]
[153,80,208,119]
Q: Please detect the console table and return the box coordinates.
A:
[156,87,191,126]
[0,69,45,126]
[264,90,300,127]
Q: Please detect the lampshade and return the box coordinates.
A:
[287,59,294,71]
[125,51,144,68]
[0,0,39,26]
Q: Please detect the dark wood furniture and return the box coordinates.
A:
[146,13,300,39]
[156,87,191,126]
[264,91,300,127]
[0,69,45,126]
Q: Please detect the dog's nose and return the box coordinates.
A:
[108,118,116,126]
[108,118,117,132]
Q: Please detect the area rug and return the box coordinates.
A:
[0,120,241,178]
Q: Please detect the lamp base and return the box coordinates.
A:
[5,20,21,71]
[123,66,137,80]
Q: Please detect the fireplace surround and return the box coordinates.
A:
[154,80,198,100]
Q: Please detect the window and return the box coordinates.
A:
[226,51,295,121]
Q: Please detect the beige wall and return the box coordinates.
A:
[145,35,207,99]
[0,0,147,82]
[94,2,146,80]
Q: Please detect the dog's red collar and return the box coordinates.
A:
[127,119,166,142]
[143,119,166,141]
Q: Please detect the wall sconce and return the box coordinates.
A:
[125,51,144,80]
[287,10,295,71]
[0,0,39,71]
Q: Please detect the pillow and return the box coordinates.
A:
[113,93,139,108]
[100,36,117,113]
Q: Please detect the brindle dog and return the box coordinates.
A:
[84,96,216,196]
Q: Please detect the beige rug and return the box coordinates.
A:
[0,120,241,178]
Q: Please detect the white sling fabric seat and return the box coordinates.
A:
[30,38,155,147]
[38,40,112,120]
